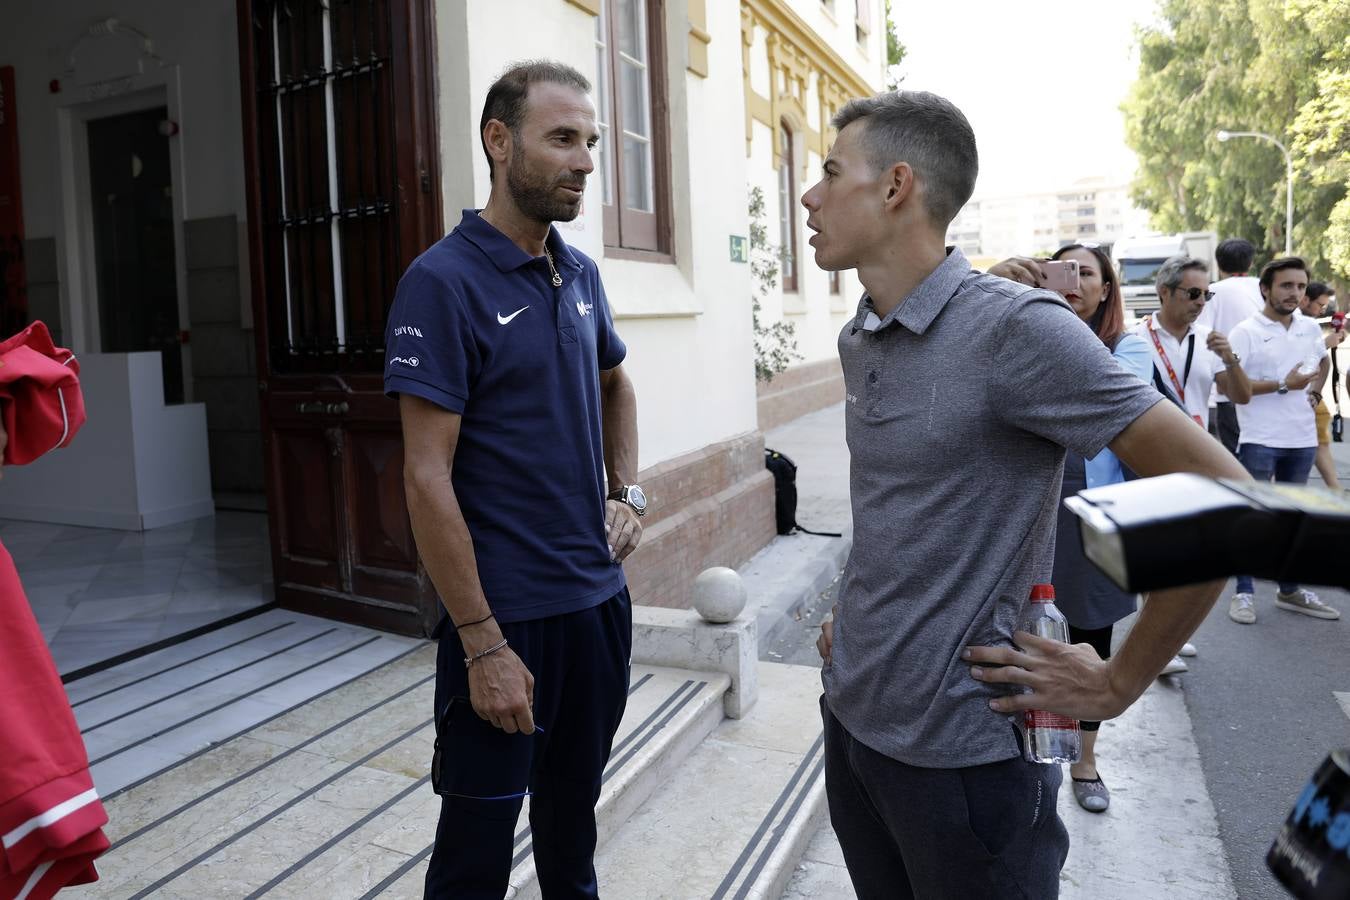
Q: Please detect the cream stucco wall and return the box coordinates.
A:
[441,0,759,471]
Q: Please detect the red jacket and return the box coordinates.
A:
[0,321,85,466]
[0,322,105,899]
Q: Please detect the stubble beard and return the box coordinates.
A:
[508,146,583,225]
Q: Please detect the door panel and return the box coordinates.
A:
[87,105,184,403]
[238,0,442,635]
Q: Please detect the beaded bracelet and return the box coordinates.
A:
[464,638,509,670]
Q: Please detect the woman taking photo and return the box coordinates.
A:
[991,244,1155,813]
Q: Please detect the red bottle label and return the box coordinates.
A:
[1025,709,1078,730]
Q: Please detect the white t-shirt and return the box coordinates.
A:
[1199,276,1263,402]
[1131,315,1224,423]
[1227,312,1327,449]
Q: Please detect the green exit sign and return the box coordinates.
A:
[729,235,748,263]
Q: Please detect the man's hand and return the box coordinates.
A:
[1206,330,1237,364]
[1326,331,1346,350]
[988,257,1045,287]
[963,633,1130,723]
[605,499,642,562]
[463,629,536,734]
[1285,363,1317,391]
[816,605,836,665]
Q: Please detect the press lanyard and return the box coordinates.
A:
[1144,316,1202,426]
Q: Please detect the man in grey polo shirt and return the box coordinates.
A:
[802,91,1248,898]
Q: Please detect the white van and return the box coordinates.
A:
[1112,232,1217,319]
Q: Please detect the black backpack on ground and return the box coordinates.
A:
[764,448,842,537]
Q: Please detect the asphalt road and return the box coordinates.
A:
[1179,577,1350,900]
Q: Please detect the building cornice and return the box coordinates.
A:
[740,0,878,165]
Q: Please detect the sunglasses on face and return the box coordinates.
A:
[1175,287,1215,302]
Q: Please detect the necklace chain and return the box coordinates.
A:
[543,248,563,288]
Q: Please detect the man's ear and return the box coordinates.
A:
[483,119,513,172]
[883,161,916,212]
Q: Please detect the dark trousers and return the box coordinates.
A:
[823,698,1069,900]
[1066,624,1112,732]
[424,590,632,900]
[1209,401,1240,456]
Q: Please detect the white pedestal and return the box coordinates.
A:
[0,352,215,530]
[632,605,759,719]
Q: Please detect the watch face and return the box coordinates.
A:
[627,485,647,511]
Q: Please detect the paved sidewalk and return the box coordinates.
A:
[762,402,1237,899]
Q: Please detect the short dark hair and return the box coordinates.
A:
[480,60,590,179]
[1215,238,1255,274]
[1307,281,1331,301]
[830,90,978,227]
[1258,256,1308,290]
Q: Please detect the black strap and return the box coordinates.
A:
[1333,347,1341,406]
[793,523,843,537]
[1182,333,1195,389]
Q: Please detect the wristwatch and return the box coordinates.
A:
[1224,352,1241,367]
[608,484,648,517]
[1277,379,1289,395]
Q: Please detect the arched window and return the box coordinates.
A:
[778,122,798,293]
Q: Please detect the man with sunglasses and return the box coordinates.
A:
[1130,256,1253,672]
[1224,257,1340,624]
[1133,255,1252,429]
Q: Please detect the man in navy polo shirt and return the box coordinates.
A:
[385,61,644,899]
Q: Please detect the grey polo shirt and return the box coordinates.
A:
[822,248,1161,768]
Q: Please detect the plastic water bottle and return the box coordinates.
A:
[1017,584,1082,764]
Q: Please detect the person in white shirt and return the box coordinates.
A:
[1198,239,1264,454]
[1132,255,1254,674]
[1226,257,1340,624]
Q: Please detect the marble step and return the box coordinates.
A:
[87,646,729,899]
[66,608,421,796]
[366,666,731,900]
[590,661,827,900]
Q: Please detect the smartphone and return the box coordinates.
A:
[1038,259,1080,293]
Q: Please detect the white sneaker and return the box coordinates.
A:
[1179,642,1198,657]
[1275,589,1341,620]
[1229,593,1256,625]
[1160,656,1189,676]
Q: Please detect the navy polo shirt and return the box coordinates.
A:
[384,209,627,624]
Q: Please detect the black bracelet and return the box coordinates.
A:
[454,612,495,631]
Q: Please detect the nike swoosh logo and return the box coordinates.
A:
[497,306,529,325]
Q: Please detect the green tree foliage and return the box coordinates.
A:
[885,0,907,90]
[748,187,801,382]
[1122,0,1349,278]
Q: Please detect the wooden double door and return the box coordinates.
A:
[237,0,442,635]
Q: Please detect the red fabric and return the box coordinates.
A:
[0,321,85,466]
[0,543,108,899]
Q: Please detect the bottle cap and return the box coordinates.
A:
[1030,583,1056,603]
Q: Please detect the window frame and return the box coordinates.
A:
[597,0,672,254]
[778,120,798,294]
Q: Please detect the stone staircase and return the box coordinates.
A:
[83,605,828,898]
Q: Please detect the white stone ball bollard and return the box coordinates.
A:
[692,566,747,624]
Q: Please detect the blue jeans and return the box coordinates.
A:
[1234,443,1316,595]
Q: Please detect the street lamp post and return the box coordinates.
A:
[1216,129,1294,255]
